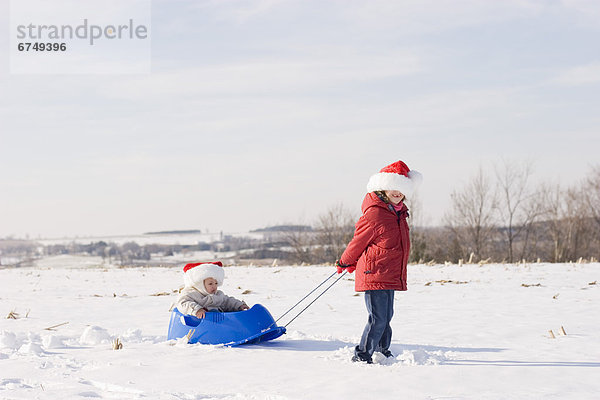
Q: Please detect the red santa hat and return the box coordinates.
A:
[183,261,225,290]
[366,160,423,196]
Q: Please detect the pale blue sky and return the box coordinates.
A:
[1,0,599,238]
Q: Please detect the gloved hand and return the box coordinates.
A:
[335,260,356,274]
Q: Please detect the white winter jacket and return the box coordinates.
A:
[175,288,247,317]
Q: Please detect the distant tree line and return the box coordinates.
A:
[247,204,357,264]
[2,162,598,266]
[412,162,600,263]
[1,236,266,267]
[42,236,266,265]
[268,162,600,265]
[0,239,38,266]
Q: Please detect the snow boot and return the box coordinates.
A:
[380,349,394,358]
[351,354,373,364]
[352,346,373,364]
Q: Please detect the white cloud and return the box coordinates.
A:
[550,62,600,86]
[560,0,600,20]
[206,0,289,24]
[94,51,421,101]
[338,0,546,34]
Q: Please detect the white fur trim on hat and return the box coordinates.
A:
[366,170,423,196]
[183,263,225,293]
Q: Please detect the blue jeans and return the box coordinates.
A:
[355,290,394,361]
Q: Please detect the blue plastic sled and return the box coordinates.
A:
[167,304,286,346]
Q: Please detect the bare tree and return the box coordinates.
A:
[283,229,316,264]
[494,159,538,262]
[537,183,590,262]
[563,186,594,260]
[282,204,356,264]
[516,188,546,261]
[538,183,565,262]
[405,189,423,229]
[585,166,600,228]
[445,166,497,261]
[314,203,356,262]
[585,166,600,257]
[405,190,429,262]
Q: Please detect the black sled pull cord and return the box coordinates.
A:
[283,270,348,328]
[272,270,338,326]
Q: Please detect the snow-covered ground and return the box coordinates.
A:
[1,262,599,399]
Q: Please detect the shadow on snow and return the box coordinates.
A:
[239,339,506,354]
[445,359,600,368]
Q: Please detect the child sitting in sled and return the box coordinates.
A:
[176,261,249,319]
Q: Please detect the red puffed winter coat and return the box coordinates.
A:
[339,192,411,292]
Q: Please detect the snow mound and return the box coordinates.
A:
[0,378,34,390]
[18,342,45,355]
[42,334,64,349]
[121,328,143,342]
[327,346,359,363]
[283,330,309,340]
[80,326,112,345]
[120,328,165,344]
[392,349,448,365]
[0,331,19,350]
[327,346,449,366]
